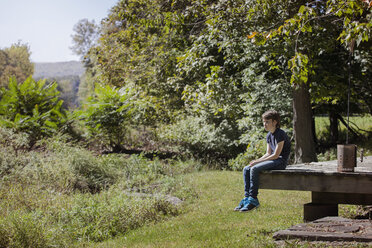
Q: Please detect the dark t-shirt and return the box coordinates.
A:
[266,128,290,162]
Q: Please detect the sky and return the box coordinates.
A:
[0,0,118,63]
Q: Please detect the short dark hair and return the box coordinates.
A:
[262,110,280,128]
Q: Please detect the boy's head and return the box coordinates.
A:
[262,110,280,128]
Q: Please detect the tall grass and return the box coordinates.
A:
[90,171,370,248]
[0,127,201,247]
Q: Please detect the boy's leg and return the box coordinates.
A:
[233,166,251,211]
[240,159,285,212]
[248,159,286,198]
[243,165,252,197]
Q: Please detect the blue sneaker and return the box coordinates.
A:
[240,196,260,212]
[234,197,248,211]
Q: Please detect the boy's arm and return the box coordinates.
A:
[249,141,284,166]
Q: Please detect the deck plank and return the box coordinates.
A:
[260,156,372,195]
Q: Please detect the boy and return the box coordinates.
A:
[234,110,290,212]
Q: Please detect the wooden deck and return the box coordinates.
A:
[260,156,372,221]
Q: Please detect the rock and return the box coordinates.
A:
[124,191,183,206]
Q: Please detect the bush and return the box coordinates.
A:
[39,137,118,193]
[78,84,135,152]
[0,186,180,245]
[158,116,243,163]
[228,140,266,171]
[0,77,67,147]
[9,212,51,248]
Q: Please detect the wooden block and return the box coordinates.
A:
[312,192,372,205]
[303,203,338,222]
[260,171,372,194]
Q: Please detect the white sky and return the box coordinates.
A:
[0,0,118,62]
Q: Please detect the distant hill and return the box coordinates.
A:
[33,61,85,79]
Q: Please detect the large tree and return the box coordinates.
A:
[0,42,34,87]
[249,0,371,162]
[70,19,100,65]
[76,0,370,161]
[85,0,207,123]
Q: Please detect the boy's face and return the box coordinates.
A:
[263,118,277,132]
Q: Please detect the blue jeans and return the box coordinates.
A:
[243,158,287,198]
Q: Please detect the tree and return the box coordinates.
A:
[86,0,206,123]
[0,42,34,87]
[248,0,371,162]
[76,0,369,162]
[172,0,293,151]
[82,0,295,159]
[70,19,100,63]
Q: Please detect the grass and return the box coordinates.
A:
[1,117,371,247]
[315,115,372,133]
[0,129,201,247]
[315,115,372,158]
[89,171,312,248]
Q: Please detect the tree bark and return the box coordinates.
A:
[329,111,339,144]
[293,84,317,163]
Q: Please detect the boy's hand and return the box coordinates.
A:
[249,160,258,167]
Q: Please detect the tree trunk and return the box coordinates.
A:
[329,111,339,144]
[293,84,317,163]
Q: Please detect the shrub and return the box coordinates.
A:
[157,116,243,163]
[228,140,266,171]
[39,138,117,193]
[78,84,135,152]
[0,211,57,248]
[0,77,67,147]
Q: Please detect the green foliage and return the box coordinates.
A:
[167,0,293,154]
[6,212,51,248]
[288,53,312,84]
[70,19,100,61]
[54,76,80,109]
[228,140,266,171]
[78,84,135,151]
[0,130,201,246]
[55,191,178,243]
[0,42,34,87]
[0,77,67,146]
[82,0,210,125]
[248,0,371,112]
[72,0,370,160]
[158,115,242,161]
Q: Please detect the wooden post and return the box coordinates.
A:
[337,144,356,172]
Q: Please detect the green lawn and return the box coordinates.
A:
[88,171,311,248]
[315,115,372,137]
[315,115,372,157]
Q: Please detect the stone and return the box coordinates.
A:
[273,217,372,243]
